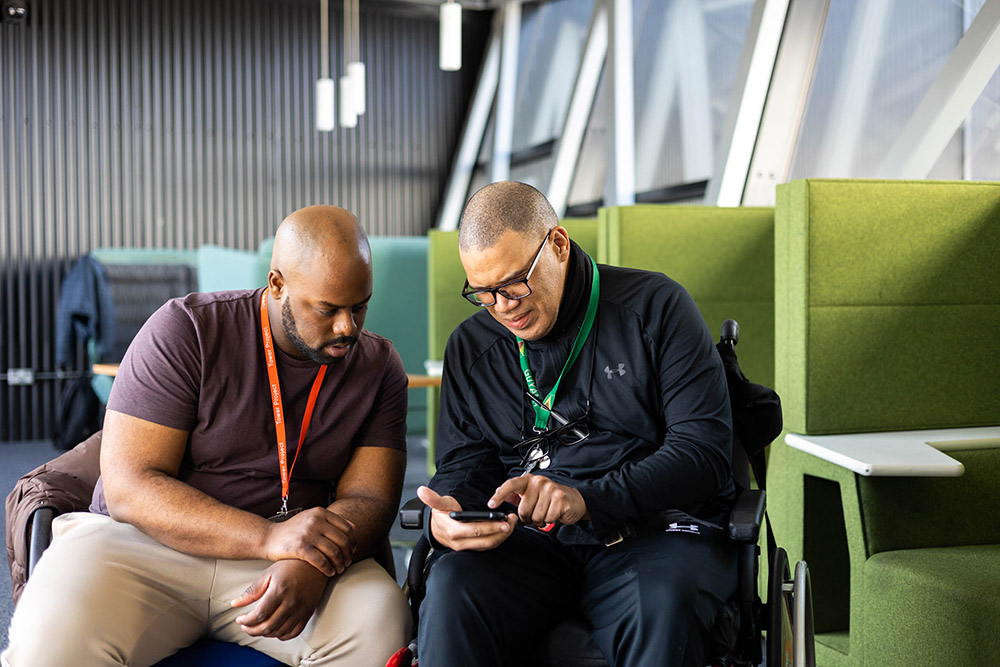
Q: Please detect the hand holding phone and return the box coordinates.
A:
[448,510,509,522]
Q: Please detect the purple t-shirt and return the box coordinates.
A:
[92,288,407,518]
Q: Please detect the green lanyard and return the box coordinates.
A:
[517,256,600,431]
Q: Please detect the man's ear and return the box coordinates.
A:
[267,269,286,298]
[551,225,572,261]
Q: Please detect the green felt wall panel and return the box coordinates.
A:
[806,181,1000,307]
[804,305,1000,433]
[775,179,1000,435]
[600,204,775,387]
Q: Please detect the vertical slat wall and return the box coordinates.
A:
[0,0,483,441]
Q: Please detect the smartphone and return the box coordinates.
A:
[449,510,509,522]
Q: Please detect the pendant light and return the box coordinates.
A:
[316,0,336,131]
[440,0,462,71]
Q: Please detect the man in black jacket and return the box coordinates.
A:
[417,181,738,666]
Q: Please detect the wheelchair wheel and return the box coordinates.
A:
[767,547,793,667]
[766,548,816,667]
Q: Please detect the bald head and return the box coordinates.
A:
[458,181,558,252]
[271,205,370,282]
[267,205,373,365]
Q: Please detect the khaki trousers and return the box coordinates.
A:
[2,512,411,667]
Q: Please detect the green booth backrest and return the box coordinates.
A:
[598,205,775,388]
[775,179,1000,435]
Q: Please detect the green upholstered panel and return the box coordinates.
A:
[427,230,478,361]
[863,545,1000,667]
[599,205,775,387]
[90,248,198,266]
[366,237,428,434]
[197,245,264,293]
[776,179,1000,435]
[857,448,1000,554]
[257,237,275,282]
[805,305,1000,432]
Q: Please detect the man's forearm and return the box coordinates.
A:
[107,469,273,561]
[328,494,397,559]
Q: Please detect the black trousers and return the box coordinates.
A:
[418,524,738,667]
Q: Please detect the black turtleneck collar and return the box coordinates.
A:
[536,240,593,345]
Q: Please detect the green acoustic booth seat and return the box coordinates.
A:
[425,219,598,475]
[768,178,1000,667]
[598,204,775,388]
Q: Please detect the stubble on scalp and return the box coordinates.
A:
[458,181,558,252]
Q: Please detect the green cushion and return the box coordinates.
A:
[775,179,1000,435]
[599,205,775,387]
[863,544,1000,667]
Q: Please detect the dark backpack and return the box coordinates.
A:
[53,376,103,451]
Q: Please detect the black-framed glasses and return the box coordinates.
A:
[461,229,552,307]
[513,401,590,472]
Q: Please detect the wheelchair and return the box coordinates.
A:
[387,320,816,667]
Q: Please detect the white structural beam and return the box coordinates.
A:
[705,0,792,206]
[435,14,503,231]
[742,0,831,207]
[604,0,636,207]
[548,1,608,218]
[877,0,1000,179]
[816,0,892,177]
[675,0,713,182]
[491,1,522,183]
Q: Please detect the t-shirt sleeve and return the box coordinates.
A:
[106,298,201,431]
[353,344,408,450]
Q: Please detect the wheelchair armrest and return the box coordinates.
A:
[27,506,57,580]
[728,489,765,543]
[399,496,425,530]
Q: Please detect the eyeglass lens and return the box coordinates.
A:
[466,280,531,306]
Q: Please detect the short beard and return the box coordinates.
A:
[281,297,357,365]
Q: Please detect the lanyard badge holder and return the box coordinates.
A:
[260,289,327,522]
[515,255,600,470]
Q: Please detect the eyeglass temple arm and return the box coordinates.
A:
[525,392,587,439]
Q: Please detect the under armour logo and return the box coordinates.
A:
[665,522,700,535]
[604,363,626,379]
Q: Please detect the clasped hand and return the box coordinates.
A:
[231,559,327,640]
[417,474,587,551]
[261,506,356,576]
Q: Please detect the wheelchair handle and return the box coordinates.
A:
[721,319,739,347]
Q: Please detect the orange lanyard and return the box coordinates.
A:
[260,289,327,516]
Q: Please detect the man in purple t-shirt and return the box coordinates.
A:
[3,206,411,667]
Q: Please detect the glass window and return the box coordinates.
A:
[568,0,754,208]
[513,0,595,152]
[788,0,965,179]
[966,0,1000,181]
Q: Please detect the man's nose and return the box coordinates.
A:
[492,293,520,313]
[332,311,357,337]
